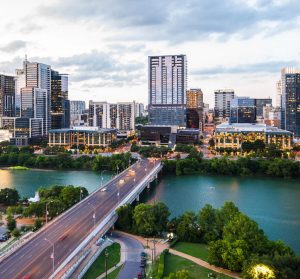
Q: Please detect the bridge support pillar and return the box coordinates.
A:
[136,194,140,202]
[147,183,150,189]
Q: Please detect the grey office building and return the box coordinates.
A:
[148,55,187,126]
[255,98,272,118]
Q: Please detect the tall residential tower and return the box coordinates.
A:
[148,55,187,126]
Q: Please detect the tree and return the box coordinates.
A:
[208,138,215,147]
[12,228,21,238]
[6,215,16,231]
[0,188,20,205]
[133,203,156,236]
[176,211,201,242]
[152,202,170,235]
[34,219,42,231]
[198,204,219,242]
[116,204,134,232]
[216,201,240,235]
[164,270,191,279]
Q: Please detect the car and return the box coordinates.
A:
[100,187,107,192]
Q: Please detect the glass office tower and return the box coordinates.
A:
[281,68,300,136]
[230,97,256,123]
[0,74,15,117]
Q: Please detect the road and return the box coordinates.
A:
[110,231,144,279]
[0,158,158,279]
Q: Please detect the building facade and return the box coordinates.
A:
[88,101,136,131]
[186,89,204,130]
[0,74,15,117]
[148,55,187,126]
[214,89,235,119]
[255,98,272,119]
[48,126,117,148]
[51,70,70,129]
[70,101,86,115]
[214,123,293,151]
[230,97,256,123]
[281,67,300,137]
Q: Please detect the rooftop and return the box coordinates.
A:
[216,123,292,134]
[49,126,117,134]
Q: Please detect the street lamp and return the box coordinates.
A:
[100,170,110,187]
[105,248,109,279]
[88,202,96,229]
[46,201,53,225]
[44,238,55,275]
[79,188,83,202]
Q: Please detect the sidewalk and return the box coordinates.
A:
[96,262,123,279]
[115,231,241,279]
[168,249,241,279]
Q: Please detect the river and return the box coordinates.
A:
[0,169,299,254]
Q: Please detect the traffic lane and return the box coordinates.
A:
[16,187,123,279]
[0,159,156,278]
[3,186,121,279]
[110,232,144,279]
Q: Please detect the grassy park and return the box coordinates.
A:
[172,242,209,262]
[82,243,121,279]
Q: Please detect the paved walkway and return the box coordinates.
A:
[110,231,144,279]
[168,249,241,279]
[116,231,241,279]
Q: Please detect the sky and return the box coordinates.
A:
[0,0,299,107]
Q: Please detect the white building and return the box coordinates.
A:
[214,89,235,119]
[88,101,136,132]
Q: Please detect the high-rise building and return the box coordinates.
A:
[0,74,15,117]
[15,69,26,116]
[186,89,204,130]
[148,55,187,126]
[23,59,51,132]
[230,97,256,123]
[135,102,145,117]
[70,101,86,115]
[281,67,300,136]
[51,70,70,129]
[276,80,282,108]
[214,89,235,119]
[255,98,272,118]
[88,101,136,131]
[20,87,48,135]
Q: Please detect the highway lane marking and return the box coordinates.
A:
[0,160,156,278]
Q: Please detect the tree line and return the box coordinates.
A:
[163,155,300,178]
[116,201,300,278]
[0,148,133,173]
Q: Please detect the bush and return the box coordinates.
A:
[155,249,168,279]
[12,228,21,238]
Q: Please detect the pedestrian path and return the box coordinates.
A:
[115,231,241,279]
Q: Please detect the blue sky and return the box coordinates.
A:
[0,0,299,106]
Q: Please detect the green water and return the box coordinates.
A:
[0,169,299,254]
[0,169,112,198]
[145,175,300,254]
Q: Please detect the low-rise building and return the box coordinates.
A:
[48,126,117,148]
[214,123,293,151]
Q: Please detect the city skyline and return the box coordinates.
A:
[0,0,300,107]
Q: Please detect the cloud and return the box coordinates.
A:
[28,50,145,86]
[38,0,300,42]
[191,60,298,76]
[0,40,27,53]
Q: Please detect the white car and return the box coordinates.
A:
[100,187,107,192]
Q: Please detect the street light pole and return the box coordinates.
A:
[105,248,109,279]
[44,238,55,274]
[45,201,53,225]
[88,202,96,229]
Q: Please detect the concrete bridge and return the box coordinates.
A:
[0,158,162,279]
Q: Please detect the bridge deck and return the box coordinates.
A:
[0,158,161,279]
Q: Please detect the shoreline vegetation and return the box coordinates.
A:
[7,166,30,170]
[0,152,299,179]
[115,201,300,278]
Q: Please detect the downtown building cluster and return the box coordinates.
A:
[0,59,70,145]
[143,55,297,149]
